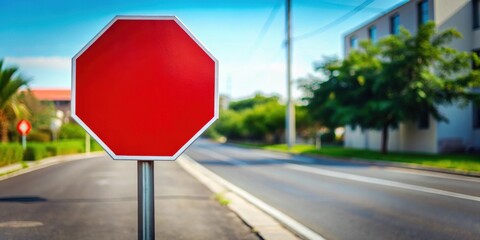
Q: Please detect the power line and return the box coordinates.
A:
[246,0,283,60]
[293,0,375,41]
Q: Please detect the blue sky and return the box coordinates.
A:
[1,0,406,100]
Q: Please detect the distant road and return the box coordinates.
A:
[186,139,480,240]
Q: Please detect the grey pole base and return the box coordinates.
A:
[138,160,155,240]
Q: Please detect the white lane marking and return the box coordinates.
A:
[383,168,480,183]
[286,164,480,202]
[181,154,326,240]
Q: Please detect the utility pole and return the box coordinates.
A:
[286,0,295,148]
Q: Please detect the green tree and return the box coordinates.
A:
[229,93,280,111]
[16,90,55,130]
[303,23,480,153]
[242,100,285,142]
[211,94,314,143]
[215,94,284,142]
[301,50,381,130]
[215,109,246,140]
[5,92,31,140]
[0,59,29,142]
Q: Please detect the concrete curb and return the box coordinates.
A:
[177,154,326,240]
[0,152,107,181]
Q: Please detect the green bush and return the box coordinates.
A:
[24,140,87,161]
[1,137,105,165]
[45,145,58,156]
[59,123,86,139]
[0,144,23,166]
[202,127,222,141]
[49,140,84,155]
[27,130,51,142]
[24,143,49,161]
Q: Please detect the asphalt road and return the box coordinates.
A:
[0,155,258,240]
[185,139,480,240]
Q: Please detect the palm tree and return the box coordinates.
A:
[0,59,29,142]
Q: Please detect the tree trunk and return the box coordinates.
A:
[0,111,8,143]
[381,124,388,154]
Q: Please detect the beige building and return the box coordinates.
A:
[343,0,480,153]
[29,88,72,123]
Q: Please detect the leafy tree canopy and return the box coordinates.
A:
[228,93,280,111]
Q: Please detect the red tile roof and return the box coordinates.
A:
[28,89,71,101]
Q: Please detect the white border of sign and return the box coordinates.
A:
[71,15,219,161]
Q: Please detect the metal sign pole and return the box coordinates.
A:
[22,135,27,150]
[285,0,295,149]
[138,160,155,240]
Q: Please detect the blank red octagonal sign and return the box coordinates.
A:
[72,16,218,160]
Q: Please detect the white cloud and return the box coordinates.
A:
[5,56,70,70]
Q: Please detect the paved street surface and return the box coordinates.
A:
[0,156,259,240]
[186,139,480,240]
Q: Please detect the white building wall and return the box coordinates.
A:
[345,127,402,152]
[344,126,366,149]
[435,0,480,151]
[437,104,474,150]
[400,119,437,153]
[435,0,472,51]
[344,1,422,55]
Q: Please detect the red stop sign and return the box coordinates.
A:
[72,16,218,160]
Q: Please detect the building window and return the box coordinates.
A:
[474,102,480,129]
[474,0,480,29]
[390,14,400,35]
[368,26,377,42]
[418,0,429,25]
[418,109,429,129]
[350,36,358,49]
